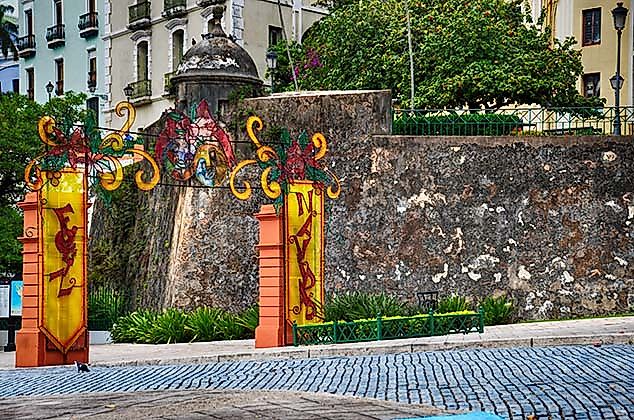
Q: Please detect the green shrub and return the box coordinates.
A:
[236,305,259,337]
[324,291,409,322]
[111,309,159,343]
[481,296,514,326]
[150,308,191,344]
[88,287,129,331]
[214,311,247,340]
[185,307,227,342]
[436,295,471,314]
[393,112,523,136]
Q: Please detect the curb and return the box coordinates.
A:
[92,332,634,368]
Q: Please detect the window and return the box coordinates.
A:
[582,73,600,98]
[137,41,149,81]
[12,79,19,93]
[268,26,283,47]
[54,0,63,25]
[55,58,64,95]
[582,8,601,46]
[26,68,34,100]
[87,97,99,126]
[25,9,33,35]
[172,30,184,70]
[88,55,97,89]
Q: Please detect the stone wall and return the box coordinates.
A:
[90,90,634,319]
[243,91,634,319]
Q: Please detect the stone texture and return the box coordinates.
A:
[90,90,633,319]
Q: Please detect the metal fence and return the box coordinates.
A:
[392,106,634,136]
[292,310,484,346]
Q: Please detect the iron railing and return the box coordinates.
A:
[392,107,634,136]
[292,309,484,346]
[46,24,65,45]
[163,0,187,18]
[129,79,152,99]
[17,35,36,58]
[164,71,176,94]
[87,286,131,331]
[78,12,99,37]
[129,1,151,27]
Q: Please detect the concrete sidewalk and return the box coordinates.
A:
[1,316,632,369]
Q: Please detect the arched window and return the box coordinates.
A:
[172,29,184,71]
[137,41,149,81]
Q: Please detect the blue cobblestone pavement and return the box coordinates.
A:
[1,345,632,419]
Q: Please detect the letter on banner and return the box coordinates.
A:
[40,170,87,353]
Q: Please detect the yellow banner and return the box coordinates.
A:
[40,170,87,353]
[285,181,325,325]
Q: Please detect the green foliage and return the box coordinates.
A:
[236,305,259,334]
[291,0,602,109]
[112,306,254,344]
[393,112,523,136]
[0,206,22,275]
[324,291,409,322]
[110,309,160,343]
[87,287,130,331]
[436,295,471,314]
[151,308,191,344]
[0,4,17,60]
[480,296,515,326]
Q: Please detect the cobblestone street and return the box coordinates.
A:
[1,345,633,419]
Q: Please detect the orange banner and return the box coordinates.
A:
[285,181,325,325]
[40,170,87,353]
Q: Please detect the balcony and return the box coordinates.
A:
[16,35,36,58]
[128,79,152,103]
[46,24,65,48]
[88,71,97,91]
[163,71,176,96]
[162,0,186,18]
[78,12,99,38]
[128,2,151,30]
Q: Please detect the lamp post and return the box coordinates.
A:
[612,2,628,135]
[123,84,134,102]
[45,81,54,101]
[266,50,278,94]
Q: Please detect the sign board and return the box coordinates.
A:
[10,281,23,317]
[0,284,9,318]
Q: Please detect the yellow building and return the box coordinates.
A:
[533,0,633,107]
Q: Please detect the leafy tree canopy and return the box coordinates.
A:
[0,4,18,60]
[275,0,602,109]
[0,92,88,275]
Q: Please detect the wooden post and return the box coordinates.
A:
[254,204,290,347]
[15,191,89,367]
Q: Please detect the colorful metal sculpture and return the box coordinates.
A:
[155,100,236,187]
[230,115,340,326]
[25,101,160,196]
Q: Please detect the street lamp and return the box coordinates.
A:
[123,84,134,102]
[611,2,628,135]
[266,50,278,94]
[45,81,54,101]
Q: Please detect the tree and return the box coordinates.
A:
[280,0,602,109]
[0,92,88,275]
[0,4,17,60]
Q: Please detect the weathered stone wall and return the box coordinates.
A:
[243,91,634,319]
[90,90,633,319]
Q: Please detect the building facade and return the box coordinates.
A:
[532,0,633,107]
[105,0,327,131]
[16,0,106,123]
